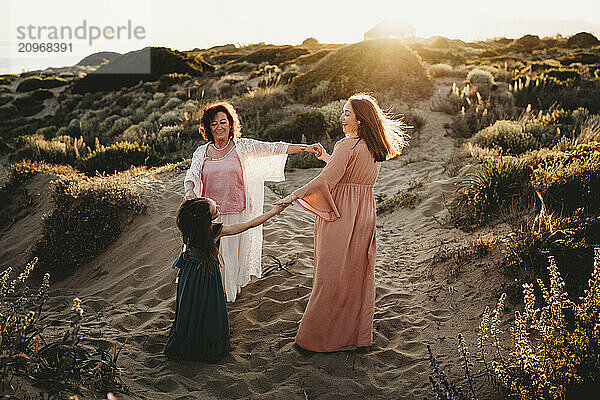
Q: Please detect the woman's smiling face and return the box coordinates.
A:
[210,111,231,142]
[340,101,360,136]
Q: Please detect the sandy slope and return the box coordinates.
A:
[1,78,514,399]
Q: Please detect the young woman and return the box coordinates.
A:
[276,93,408,352]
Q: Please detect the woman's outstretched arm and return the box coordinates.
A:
[286,144,319,154]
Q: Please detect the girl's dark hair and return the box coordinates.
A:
[176,198,223,269]
[199,101,242,143]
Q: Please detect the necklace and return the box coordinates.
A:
[211,138,231,151]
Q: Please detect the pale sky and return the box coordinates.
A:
[1,0,599,74]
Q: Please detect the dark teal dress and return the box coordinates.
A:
[164,247,230,362]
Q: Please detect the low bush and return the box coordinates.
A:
[15,135,89,165]
[151,125,183,154]
[558,52,600,65]
[428,63,455,77]
[567,32,599,47]
[470,120,542,155]
[408,44,467,65]
[0,103,19,120]
[31,175,146,281]
[264,110,327,143]
[532,151,600,215]
[466,68,494,91]
[577,114,600,143]
[502,212,600,295]
[449,157,532,227]
[230,87,291,138]
[79,141,153,175]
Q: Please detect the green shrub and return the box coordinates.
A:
[80,141,153,174]
[567,32,599,47]
[151,125,183,154]
[510,75,600,114]
[264,110,327,143]
[502,212,600,294]
[15,135,87,165]
[12,93,46,117]
[403,109,427,132]
[98,114,121,136]
[163,97,183,109]
[110,116,133,136]
[543,68,581,82]
[230,87,291,138]
[449,157,532,227]
[16,77,44,92]
[408,44,466,65]
[511,34,542,50]
[539,107,589,136]
[158,110,183,127]
[533,151,600,215]
[450,92,517,138]
[466,68,494,90]
[27,88,54,102]
[470,120,542,155]
[31,176,145,280]
[428,63,454,77]
[290,39,433,104]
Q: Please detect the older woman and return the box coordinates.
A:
[184,102,315,302]
[276,93,408,352]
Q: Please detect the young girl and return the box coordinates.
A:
[164,197,285,362]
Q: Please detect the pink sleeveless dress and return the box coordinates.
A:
[201,148,246,214]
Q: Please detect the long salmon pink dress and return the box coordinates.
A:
[292,136,381,352]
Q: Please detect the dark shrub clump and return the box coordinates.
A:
[31,176,146,280]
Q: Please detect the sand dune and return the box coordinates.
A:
[1,79,513,399]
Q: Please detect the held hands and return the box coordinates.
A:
[274,193,297,207]
[308,143,328,161]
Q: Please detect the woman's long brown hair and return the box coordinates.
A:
[176,198,223,269]
[349,93,409,162]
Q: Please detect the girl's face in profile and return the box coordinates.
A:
[210,111,231,142]
[207,198,220,220]
[340,101,360,136]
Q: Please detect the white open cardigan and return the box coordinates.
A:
[184,137,290,279]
